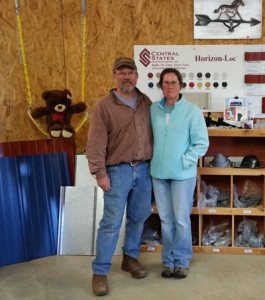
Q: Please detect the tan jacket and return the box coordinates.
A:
[86,88,153,179]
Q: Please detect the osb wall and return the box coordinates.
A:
[0,0,265,153]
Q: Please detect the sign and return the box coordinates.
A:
[194,0,262,39]
[134,45,245,111]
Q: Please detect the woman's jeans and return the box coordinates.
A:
[92,161,152,275]
[152,177,196,269]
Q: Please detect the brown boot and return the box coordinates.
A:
[173,267,189,279]
[92,274,109,296]
[121,253,147,279]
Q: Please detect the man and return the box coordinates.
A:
[86,57,153,296]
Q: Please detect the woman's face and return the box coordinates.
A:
[161,72,181,101]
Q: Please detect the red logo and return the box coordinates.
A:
[139,48,150,67]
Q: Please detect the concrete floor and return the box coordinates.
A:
[0,253,265,300]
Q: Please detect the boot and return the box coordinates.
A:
[92,274,109,296]
[121,253,147,279]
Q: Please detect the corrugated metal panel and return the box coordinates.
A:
[0,138,76,185]
[0,152,70,267]
[0,157,27,265]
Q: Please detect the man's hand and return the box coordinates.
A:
[97,175,111,192]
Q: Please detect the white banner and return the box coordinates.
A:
[134,45,245,112]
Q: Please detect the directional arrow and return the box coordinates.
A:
[195,14,261,32]
[195,15,213,26]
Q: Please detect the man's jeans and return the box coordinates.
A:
[92,162,152,275]
[152,177,196,268]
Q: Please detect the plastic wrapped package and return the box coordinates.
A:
[233,179,262,208]
[235,217,264,248]
[198,181,229,208]
[202,220,232,246]
[141,227,161,247]
[198,181,218,208]
[217,191,230,207]
[141,215,162,247]
[214,230,232,247]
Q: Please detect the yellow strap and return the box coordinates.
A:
[75,111,89,131]
[27,110,49,136]
[75,13,89,132]
[16,7,88,135]
[81,15,86,102]
[17,9,49,136]
[16,12,32,108]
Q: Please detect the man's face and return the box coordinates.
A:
[113,66,138,94]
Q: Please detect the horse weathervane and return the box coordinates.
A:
[195,0,260,32]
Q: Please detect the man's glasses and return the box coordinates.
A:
[114,71,136,78]
[162,81,180,87]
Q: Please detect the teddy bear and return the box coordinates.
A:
[31,89,87,138]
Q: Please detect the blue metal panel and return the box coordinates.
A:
[0,157,27,266]
[0,152,70,267]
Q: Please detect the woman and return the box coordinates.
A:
[150,68,209,279]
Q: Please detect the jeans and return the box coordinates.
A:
[92,161,152,275]
[152,177,196,268]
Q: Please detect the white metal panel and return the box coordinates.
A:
[60,155,126,256]
[58,186,97,255]
[75,155,97,186]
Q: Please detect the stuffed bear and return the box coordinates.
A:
[31,89,87,138]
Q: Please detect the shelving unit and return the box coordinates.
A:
[141,129,265,255]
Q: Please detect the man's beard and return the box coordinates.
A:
[120,82,135,94]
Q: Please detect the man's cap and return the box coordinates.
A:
[113,57,137,70]
[239,155,262,168]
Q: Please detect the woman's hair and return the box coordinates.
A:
[158,68,183,88]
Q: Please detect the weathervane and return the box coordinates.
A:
[195,0,260,32]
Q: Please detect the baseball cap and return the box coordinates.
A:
[239,155,262,168]
[113,57,137,70]
[210,153,231,167]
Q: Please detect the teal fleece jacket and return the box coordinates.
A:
[150,95,209,180]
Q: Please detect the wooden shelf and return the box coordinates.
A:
[193,246,265,255]
[198,167,265,176]
[208,128,265,137]
[192,206,265,216]
[141,129,265,255]
[141,245,265,255]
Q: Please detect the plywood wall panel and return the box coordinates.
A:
[0,0,265,153]
[62,0,89,153]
